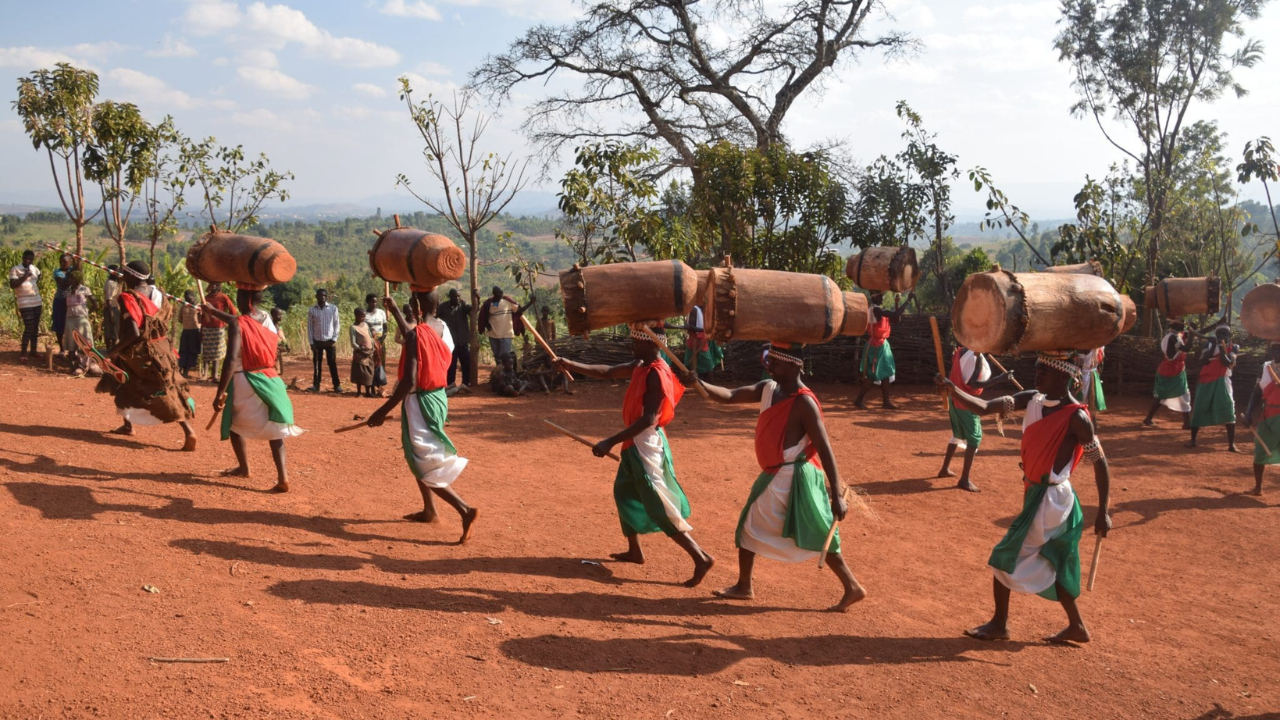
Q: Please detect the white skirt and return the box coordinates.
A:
[631,426,692,534]
[403,393,467,488]
[992,478,1077,595]
[119,407,163,426]
[229,372,305,442]
[1161,392,1192,412]
[739,440,815,563]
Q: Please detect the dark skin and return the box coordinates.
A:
[553,338,716,588]
[1238,344,1280,496]
[938,350,1014,493]
[940,364,1112,644]
[107,274,197,451]
[855,292,915,410]
[692,354,866,612]
[369,291,479,544]
[8,251,35,289]
[204,290,290,493]
[1186,328,1238,452]
[352,308,373,398]
[1142,322,1192,428]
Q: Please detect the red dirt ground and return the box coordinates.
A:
[1,346,1277,720]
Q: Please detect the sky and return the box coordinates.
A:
[1,0,1278,219]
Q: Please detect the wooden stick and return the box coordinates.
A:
[525,321,572,383]
[639,326,710,399]
[206,405,222,432]
[928,317,948,411]
[818,487,854,569]
[334,417,395,434]
[148,657,229,664]
[1239,414,1272,456]
[543,419,620,461]
[986,354,1025,391]
[1087,535,1104,592]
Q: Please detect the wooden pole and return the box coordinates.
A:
[818,487,854,569]
[334,417,395,434]
[639,326,710,399]
[524,321,572,383]
[928,316,948,411]
[543,419,620,461]
[1239,414,1272,456]
[1087,535,1104,591]
[985,354,1025,391]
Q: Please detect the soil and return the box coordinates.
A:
[1,347,1277,719]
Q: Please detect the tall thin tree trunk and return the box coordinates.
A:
[468,236,481,382]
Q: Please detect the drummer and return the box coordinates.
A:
[854,291,914,410]
[1239,343,1280,495]
[938,345,1013,492]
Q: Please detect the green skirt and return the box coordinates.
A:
[949,401,982,449]
[1255,415,1280,465]
[1153,371,1188,400]
[734,458,839,556]
[684,340,725,374]
[989,483,1084,601]
[861,342,896,383]
[614,428,691,536]
[1191,376,1235,428]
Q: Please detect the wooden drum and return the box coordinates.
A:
[846,246,919,293]
[952,269,1125,354]
[839,292,870,336]
[1242,282,1280,341]
[368,228,466,290]
[559,260,701,336]
[705,267,845,344]
[1041,260,1103,277]
[186,232,296,287]
[1143,276,1220,317]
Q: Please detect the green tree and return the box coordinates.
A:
[1238,136,1280,242]
[180,137,293,233]
[139,117,187,270]
[556,142,661,265]
[895,101,959,303]
[12,63,102,256]
[84,100,155,264]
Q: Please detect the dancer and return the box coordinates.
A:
[941,353,1111,644]
[1142,319,1192,428]
[667,306,723,378]
[1188,325,1238,451]
[1076,347,1106,423]
[200,283,237,383]
[553,322,715,586]
[96,261,197,450]
[855,291,914,410]
[205,286,304,492]
[694,342,865,611]
[368,291,478,543]
[1239,343,1280,496]
[938,346,1013,492]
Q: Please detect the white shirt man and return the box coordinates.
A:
[307,301,341,344]
[8,262,41,309]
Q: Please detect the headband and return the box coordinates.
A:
[1036,353,1082,381]
[767,347,804,366]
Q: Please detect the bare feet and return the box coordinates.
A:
[937,469,957,478]
[1228,445,1241,453]
[109,423,135,436]
[1252,486,1264,497]
[829,582,867,612]
[1141,419,1155,427]
[1045,624,1091,644]
[964,621,1010,641]
[220,467,250,478]
[609,550,646,564]
[181,435,197,452]
[956,478,981,493]
[270,480,290,493]
[853,401,868,410]
[402,510,439,523]
[882,401,899,410]
[458,507,479,544]
[683,555,715,588]
[712,585,754,600]
[1184,440,1197,448]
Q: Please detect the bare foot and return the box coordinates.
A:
[1228,445,1241,453]
[964,621,1010,641]
[220,467,250,478]
[1045,624,1090,644]
[828,582,867,612]
[882,402,899,410]
[1252,486,1264,496]
[402,510,439,523]
[181,435,197,452]
[956,478,981,493]
[270,481,290,493]
[109,423,135,436]
[1141,419,1155,427]
[712,585,754,600]
[1184,441,1197,448]
[683,555,715,588]
[458,507,479,544]
[609,550,645,564]
[853,401,868,410]
[937,469,957,478]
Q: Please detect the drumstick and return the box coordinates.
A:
[334,417,395,433]
[986,354,1024,391]
[1087,535,1104,591]
[206,406,222,431]
[525,321,572,383]
[928,317,948,411]
[639,326,710,399]
[543,419,620,461]
[1239,414,1272,456]
[818,487,854,570]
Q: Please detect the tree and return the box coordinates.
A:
[556,142,661,265]
[847,156,926,249]
[472,0,913,174]
[396,82,529,381]
[139,118,187,270]
[895,102,959,303]
[1238,136,1280,243]
[1055,0,1267,307]
[969,167,1051,267]
[84,101,155,264]
[12,63,102,256]
[180,137,293,233]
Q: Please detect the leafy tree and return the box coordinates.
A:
[969,167,1050,267]
[1238,136,1280,242]
[139,118,187,269]
[556,142,661,265]
[848,156,926,248]
[84,100,154,264]
[12,63,102,256]
[180,137,293,233]
[895,102,959,303]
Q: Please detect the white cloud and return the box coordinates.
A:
[332,105,400,122]
[239,48,279,69]
[244,2,402,68]
[236,66,316,99]
[399,72,460,97]
[352,82,389,98]
[415,61,451,77]
[105,68,238,113]
[184,0,243,35]
[0,119,23,134]
[67,42,128,62]
[965,2,1059,22]
[380,0,442,21]
[147,35,198,58]
[0,46,79,70]
[231,108,287,129]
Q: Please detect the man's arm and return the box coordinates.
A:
[213,323,239,410]
[554,357,639,380]
[886,292,916,321]
[201,303,237,326]
[966,355,1011,390]
[306,308,317,344]
[939,376,1036,415]
[328,307,341,340]
[1071,410,1111,537]
[1242,383,1264,428]
[693,377,770,405]
[517,296,536,314]
[593,370,662,456]
[369,331,416,426]
[8,268,29,289]
[796,395,847,521]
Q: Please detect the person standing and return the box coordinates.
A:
[62,270,98,376]
[307,288,342,393]
[1188,325,1238,451]
[177,290,202,378]
[52,253,72,356]
[536,306,556,343]
[478,286,533,364]
[350,307,378,397]
[1142,320,1193,428]
[854,291,914,410]
[437,288,472,388]
[270,307,288,376]
[364,293,389,396]
[102,264,122,349]
[938,346,1013,493]
[201,283,238,383]
[8,250,42,364]
[1240,343,1280,496]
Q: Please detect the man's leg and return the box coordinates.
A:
[404,479,440,523]
[311,344,322,390]
[611,533,645,564]
[854,378,871,409]
[447,349,460,386]
[824,553,867,612]
[223,431,251,477]
[669,531,715,587]
[938,443,958,478]
[178,421,197,452]
[1046,581,1091,644]
[1187,427,1199,447]
[965,576,1012,640]
[880,380,897,409]
[1227,422,1238,452]
[459,345,472,386]
[325,342,341,390]
[1142,397,1161,426]
[1181,410,1192,430]
[269,439,289,493]
[1253,463,1265,496]
[429,486,479,544]
[957,445,980,492]
[714,548,756,599]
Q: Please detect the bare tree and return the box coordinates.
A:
[396,82,529,380]
[471,0,913,175]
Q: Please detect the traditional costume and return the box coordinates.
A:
[96,288,196,426]
[350,320,377,387]
[400,316,467,488]
[735,378,838,562]
[989,389,1087,601]
[1254,361,1280,465]
[861,313,895,385]
[681,307,724,374]
[221,310,304,442]
[1191,340,1236,428]
[613,349,692,537]
[948,348,989,452]
[1077,347,1106,413]
[1154,331,1192,412]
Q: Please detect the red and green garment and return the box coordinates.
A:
[1153,332,1191,412]
[1190,343,1236,429]
[683,331,725,374]
[735,383,839,562]
[1254,362,1280,465]
[860,314,896,384]
[399,320,467,487]
[948,348,986,451]
[1078,347,1106,413]
[988,397,1087,600]
[221,314,303,442]
[613,358,692,537]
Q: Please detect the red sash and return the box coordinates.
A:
[1021,402,1087,486]
[119,291,158,329]
[237,315,279,377]
[755,386,822,473]
[398,324,451,391]
[1198,343,1234,383]
[868,315,891,347]
[621,359,684,449]
[949,348,983,396]
[1157,333,1186,376]
[1263,364,1280,419]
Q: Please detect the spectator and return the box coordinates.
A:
[364,293,389,396]
[177,290,202,378]
[350,307,378,397]
[437,288,472,387]
[489,353,529,397]
[8,250,42,363]
[307,288,341,393]
[536,306,556,342]
[271,307,288,375]
[52,253,72,356]
[102,264,122,348]
[201,282,238,383]
[478,286,533,365]
[63,270,98,375]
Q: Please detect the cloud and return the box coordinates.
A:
[244,2,402,68]
[147,35,198,58]
[965,2,1059,22]
[66,42,129,62]
[331,105,400,123]
[399,72,460,97]
[380,0,442,21]
[0,46,79,70]
[415,61,451,77]
[239,48,279,69]
[106,68,198,109]
[231,108,288,129]
[184,0,243,35]
[236,66,316,99]
[352,82,389,98]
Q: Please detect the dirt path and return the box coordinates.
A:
[0,349,1276,719]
